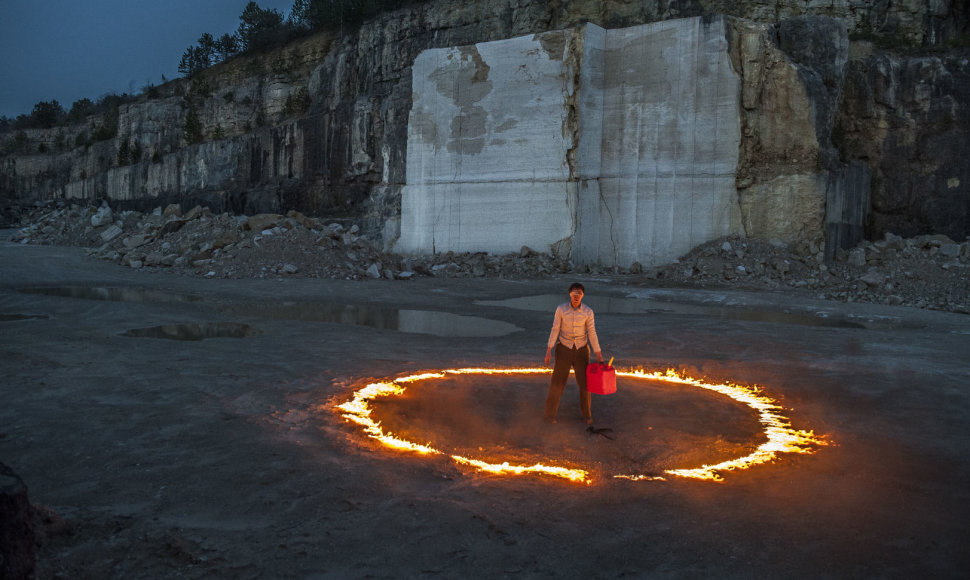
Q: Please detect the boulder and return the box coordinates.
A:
[90,204,113,227]
[99,224,123,242]
[244,213,284,231]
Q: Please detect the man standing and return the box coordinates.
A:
[544,282,604,425]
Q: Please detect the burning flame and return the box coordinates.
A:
[612,369,828,482]
[335,367,828,484]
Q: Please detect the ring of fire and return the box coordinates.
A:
[335,367,829,484]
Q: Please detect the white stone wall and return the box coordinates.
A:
[574,17,743,267]
[397,17,744,266]
[396,32,578,255]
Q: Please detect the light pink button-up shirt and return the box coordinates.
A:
[547,302,601,353]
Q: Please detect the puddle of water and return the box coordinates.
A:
[478,294,866,329]
[224,302,521,337]
[121,322,258,341]
[19,286,202,303]
[0,313,49,321]
[478,294,666,315]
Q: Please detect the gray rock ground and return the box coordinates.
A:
[1,234,969,578]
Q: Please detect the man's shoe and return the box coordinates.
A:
[544,417,557,424]
[584,417,594,426]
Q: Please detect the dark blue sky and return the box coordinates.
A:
[0,0,295,119]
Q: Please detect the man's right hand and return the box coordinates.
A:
[544,348,552,366]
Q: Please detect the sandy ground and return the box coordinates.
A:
[2,234,969,579]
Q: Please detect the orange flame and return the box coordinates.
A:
[451,456,588,483]
[335,367,828,484]
[612,369,828,482]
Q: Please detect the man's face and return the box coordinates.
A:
[569,289,584,308]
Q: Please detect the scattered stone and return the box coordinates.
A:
[243,213,283,231]
[859,270,885,288]
[90,204,113,227]
[123,234,150,249]
[182,205,205,222]
[286,210,318,229]
[9,204,969,314]
[940,243,961,258]
[847,247,867,267]
[99,224,123,242]
[144,252,165,267]
[157,218,188,237]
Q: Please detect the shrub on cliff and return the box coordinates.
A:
[183,107,204,145]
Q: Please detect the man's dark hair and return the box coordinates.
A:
[568,282,585,293]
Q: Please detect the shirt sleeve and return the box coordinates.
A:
[547,306,563,349]
[585,308,601,353]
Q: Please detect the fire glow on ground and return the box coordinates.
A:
[335,367,829,484]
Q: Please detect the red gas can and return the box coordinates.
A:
[585,361,616,395]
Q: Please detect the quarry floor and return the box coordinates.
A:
[2,236,969,579]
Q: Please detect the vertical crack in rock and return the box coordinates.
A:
[724,17,751,238]
[560,28,585,255]
[561,29,583,183]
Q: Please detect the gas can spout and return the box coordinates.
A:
[608,356,614,367]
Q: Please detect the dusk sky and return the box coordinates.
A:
[0,0,295,119]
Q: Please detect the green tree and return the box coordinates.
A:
[215,33,240,62]
[183,107,204,144]
[68,98,95,123]
[179,45,208,77]
[289,0,312,28]
[11,113,31,130]
[92,104,119,142]
[30,100,65,128]
[293,0,402,31]
[237,2,285,52]
[198,33,216,66]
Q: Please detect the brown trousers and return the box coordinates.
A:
[544,343,592,421]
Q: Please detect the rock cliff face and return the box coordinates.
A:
[837,47,970,242]
[1,0,967,260]
[396,17,745,268]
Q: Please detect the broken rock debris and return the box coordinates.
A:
[10,203,970,315]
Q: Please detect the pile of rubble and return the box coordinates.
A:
[649,234,969,313]
[8,202,969,314]
[8,202,570,281]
